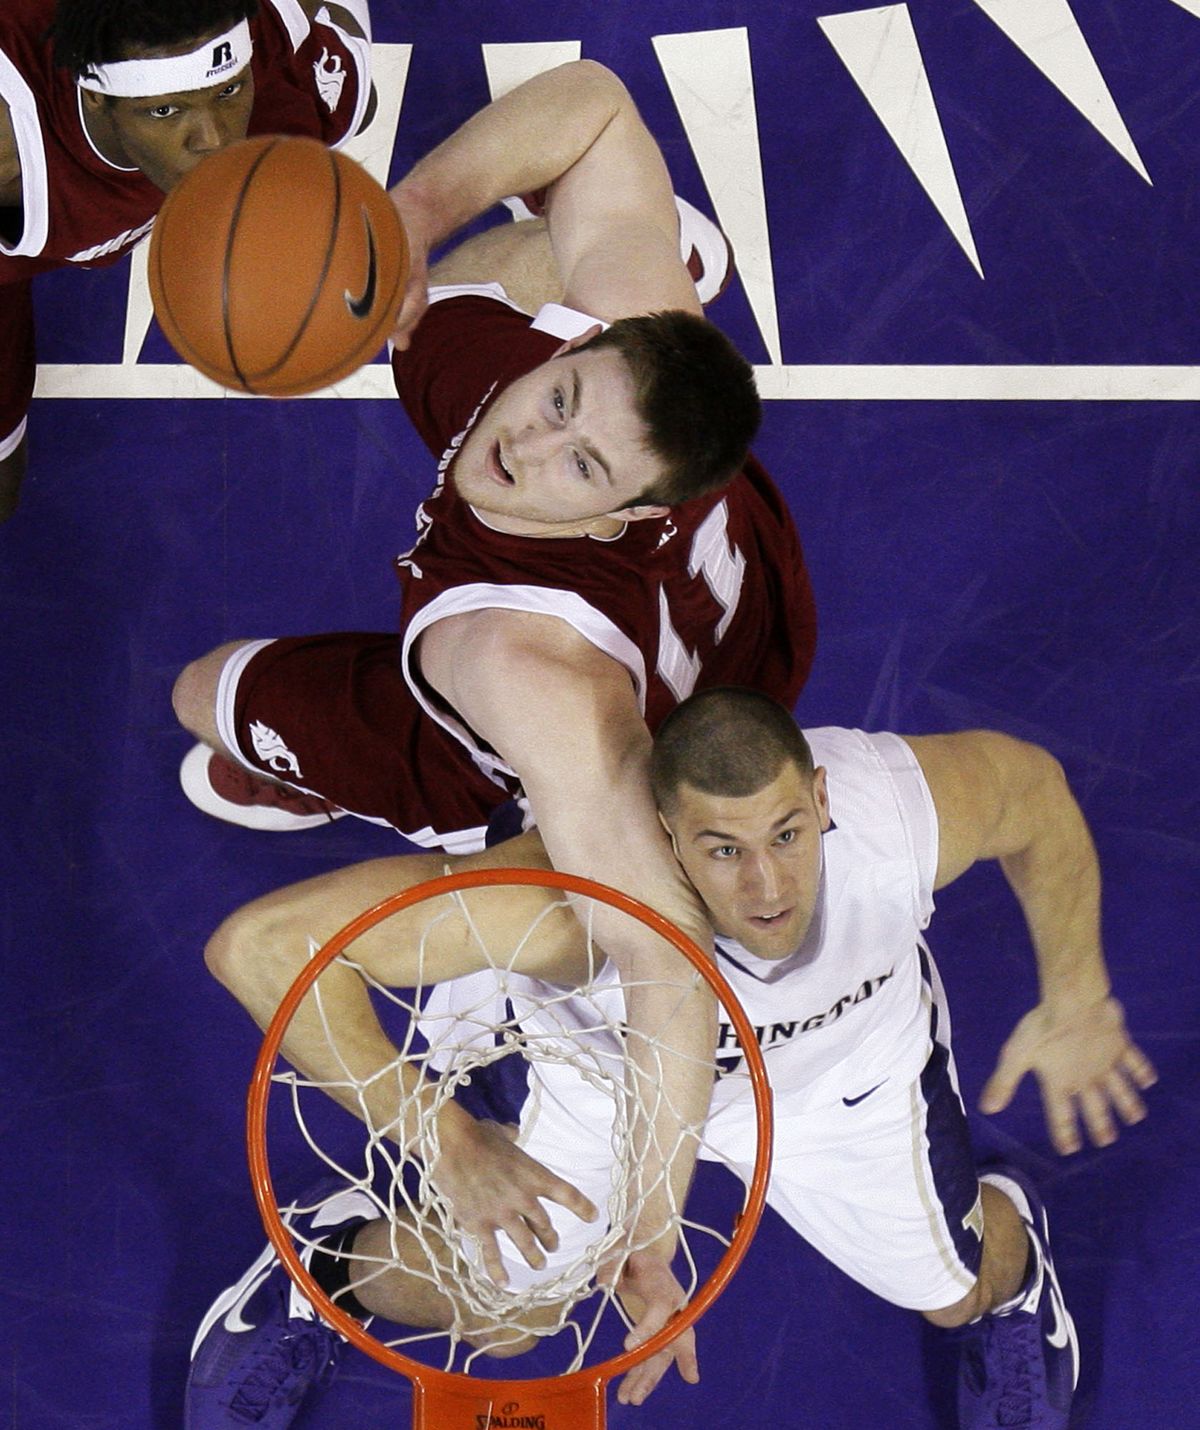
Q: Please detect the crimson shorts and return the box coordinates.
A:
[214,633,515,854]
[0,278,35,456]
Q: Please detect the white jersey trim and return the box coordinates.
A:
[423,290,605,343]
[262,0,370,145]
[400,583,649,785]
[0,49,48,257]
[531,302,609,340]
[263,0,310,52]
[427,280,530,312]
[0,415,27,459]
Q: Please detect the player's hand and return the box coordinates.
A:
[608,1250,699,1405]
[980,994,1157,1154]
[430,1118,598,1284]
[388,187,432,349]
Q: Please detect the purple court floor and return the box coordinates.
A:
[2,2,1198,1426]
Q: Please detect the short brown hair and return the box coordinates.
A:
[581,311,760,506]
[651,687,813,815]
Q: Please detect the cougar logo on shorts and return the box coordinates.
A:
[249,721,303,777]
[313,49,346,111]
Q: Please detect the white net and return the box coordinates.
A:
[260,876,765,1377]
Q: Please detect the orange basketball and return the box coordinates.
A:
[148,135,408,396]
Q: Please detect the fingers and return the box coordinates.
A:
[978,1053,1024,1116]
[541,1171,599,1224]
[1122,1043,1158,1091]
[1103,1064,1150,1129]
[485,1199,560,1276]
[1043,1060,1156,1156]
[616,1351,671,1405]
[390,276,428,351]
[616,1330,699,1406]
[479,1203,559,1281]
[1041,1086,1084,1156]
[477,1229,509,1287]
[1077,1085,1118,1148]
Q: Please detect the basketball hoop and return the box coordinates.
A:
[247,867,773,1428]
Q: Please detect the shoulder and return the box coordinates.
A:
[255,0,371,51]
[806,727,926,802]
[423,604,620,680]
[420,606,637,728]
[302,0,370,38]
[809,727,940,908]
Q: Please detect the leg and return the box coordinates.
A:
[921,1179,1028,1328]
[945,1166,1080,1430]
[172,638,250,754]
[707,950,1075,1426]
[187,1057,618,1423]
[173,631,509,840]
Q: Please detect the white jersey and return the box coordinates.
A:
[706,726,938,1114]
[422,727,940,1114]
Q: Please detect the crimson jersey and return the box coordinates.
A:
[391,289,817,793]
[0,0,367,281]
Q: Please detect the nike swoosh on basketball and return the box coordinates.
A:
[843,1079,888,1106]
[344,208,378,319]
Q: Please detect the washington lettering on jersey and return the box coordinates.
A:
[714,966,896,1078]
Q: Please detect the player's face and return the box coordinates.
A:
[84,36,256,194]
[663,762,830,960]
[452,347,670,536]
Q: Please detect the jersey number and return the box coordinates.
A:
[656,501,747,702]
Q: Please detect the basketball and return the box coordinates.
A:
[148,136,408,396]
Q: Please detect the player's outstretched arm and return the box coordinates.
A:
[388,60,699,343]
[419,608,717,1268]
[905,731,1158,1154]
[204,833,597,1278]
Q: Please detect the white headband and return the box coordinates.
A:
[76,19,253,98]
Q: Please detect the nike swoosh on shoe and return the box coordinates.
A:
[189,1241,279,1355]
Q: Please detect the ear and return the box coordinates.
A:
[79,87,108,116]
[612,502,670,524]
[812,766,832,832]
[549,323,604,358]
[657,808,681,857]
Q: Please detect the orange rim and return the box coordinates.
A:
[247,866,774,1401]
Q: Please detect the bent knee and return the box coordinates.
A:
[923,1280,986,1330]
[203,911,247,991]
[172,639,250,745]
